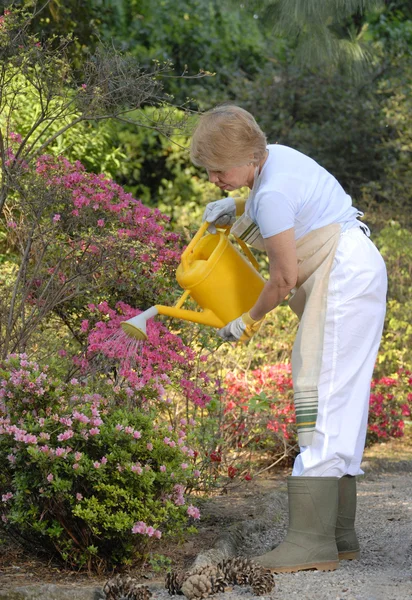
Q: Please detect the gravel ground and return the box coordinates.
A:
[155,467,412,600]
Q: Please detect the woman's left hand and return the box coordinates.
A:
[217,312,265,342]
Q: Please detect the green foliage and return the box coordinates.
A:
[112,107,221,227]
[243,0,384,77]
[104,0,267,103]
[6,73,126,178]
[5,0,112,64]
[375,222,412,375]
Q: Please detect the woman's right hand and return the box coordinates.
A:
[202,197,236,233]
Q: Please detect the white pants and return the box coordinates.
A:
[292,227,387,477]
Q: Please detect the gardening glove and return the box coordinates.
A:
[217,311,265,343]
[202,197,236,233]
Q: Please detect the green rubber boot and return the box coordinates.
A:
[255,476,339,573]
[336,475,360,560]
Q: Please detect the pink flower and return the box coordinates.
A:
[146,442,153,451]
[74,452,82,461]
[97,219,105,227]
[57,429,74,442]
[89,428,100,436]
[70,378,79,385]
[133,430,141,439]
[46,474,54,482]
[131,465,143,474]
[154,529,162,539]
[76,493,83,501]
[81,320,89,332]
[160,465,166,472]
[53,214,61,222]
[132,521,147,534]
[146,526,155,537]
[93,461,100,469]
[2,492,13,502]
[181,463,189,470]
[73,463,80,470]
[187,505,200,519]
[193,470,200,478]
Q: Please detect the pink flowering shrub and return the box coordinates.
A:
[0,354,201,571]
[33,153,183,309]
[82,301,211,410]
[367,368,412,444]
[221,364,297,466]
[204,363,412,481]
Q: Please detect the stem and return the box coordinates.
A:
[3,223,36,358]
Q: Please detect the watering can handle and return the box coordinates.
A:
[232,234,260,272]
[181,221,210,271]
[181,221,260,272]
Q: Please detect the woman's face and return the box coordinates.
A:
[207,163,255,191]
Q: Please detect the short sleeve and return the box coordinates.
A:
[254,190,297,238]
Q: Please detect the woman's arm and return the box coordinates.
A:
[249,228,298,321]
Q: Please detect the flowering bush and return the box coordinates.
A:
[194,364,298,483]
[82,301,212,410]
[201,363,412,482]
[368,368,412,444]
[223,364,296,458]
[0,354,201,571]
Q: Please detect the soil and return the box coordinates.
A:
[1,426,411,600]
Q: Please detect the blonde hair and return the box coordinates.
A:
[190,105,267,171]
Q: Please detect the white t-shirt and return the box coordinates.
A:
[246,145,361,241]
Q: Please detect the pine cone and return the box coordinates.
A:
[218,557,254,586]
[217,557,275,595]
[103,574,152,600]
[181,572,212,599]
[165,570,185,595]
[181,564,227,599]
[249,567,275,596]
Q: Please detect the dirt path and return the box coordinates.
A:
[1,431,411,599]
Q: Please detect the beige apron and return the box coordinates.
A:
[231,208,341,446]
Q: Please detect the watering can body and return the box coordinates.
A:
[157,222,265,328]
[174,227,264,327]
[121,221,266,339]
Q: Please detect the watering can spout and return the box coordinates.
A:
[120,303,225,341]
[120,306,159,340]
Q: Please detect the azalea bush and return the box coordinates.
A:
[191,364,298,484]
[368,368,412,444]
[197,361,412,483]
[0,353,202,571]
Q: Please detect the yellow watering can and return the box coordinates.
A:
[120,221,265,340]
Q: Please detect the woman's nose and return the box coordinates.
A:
[208,171,219,184]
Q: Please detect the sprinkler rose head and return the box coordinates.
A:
[120,306,159,341]
[120,321,148,340]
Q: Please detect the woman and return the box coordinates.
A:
[190,105,387,573]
